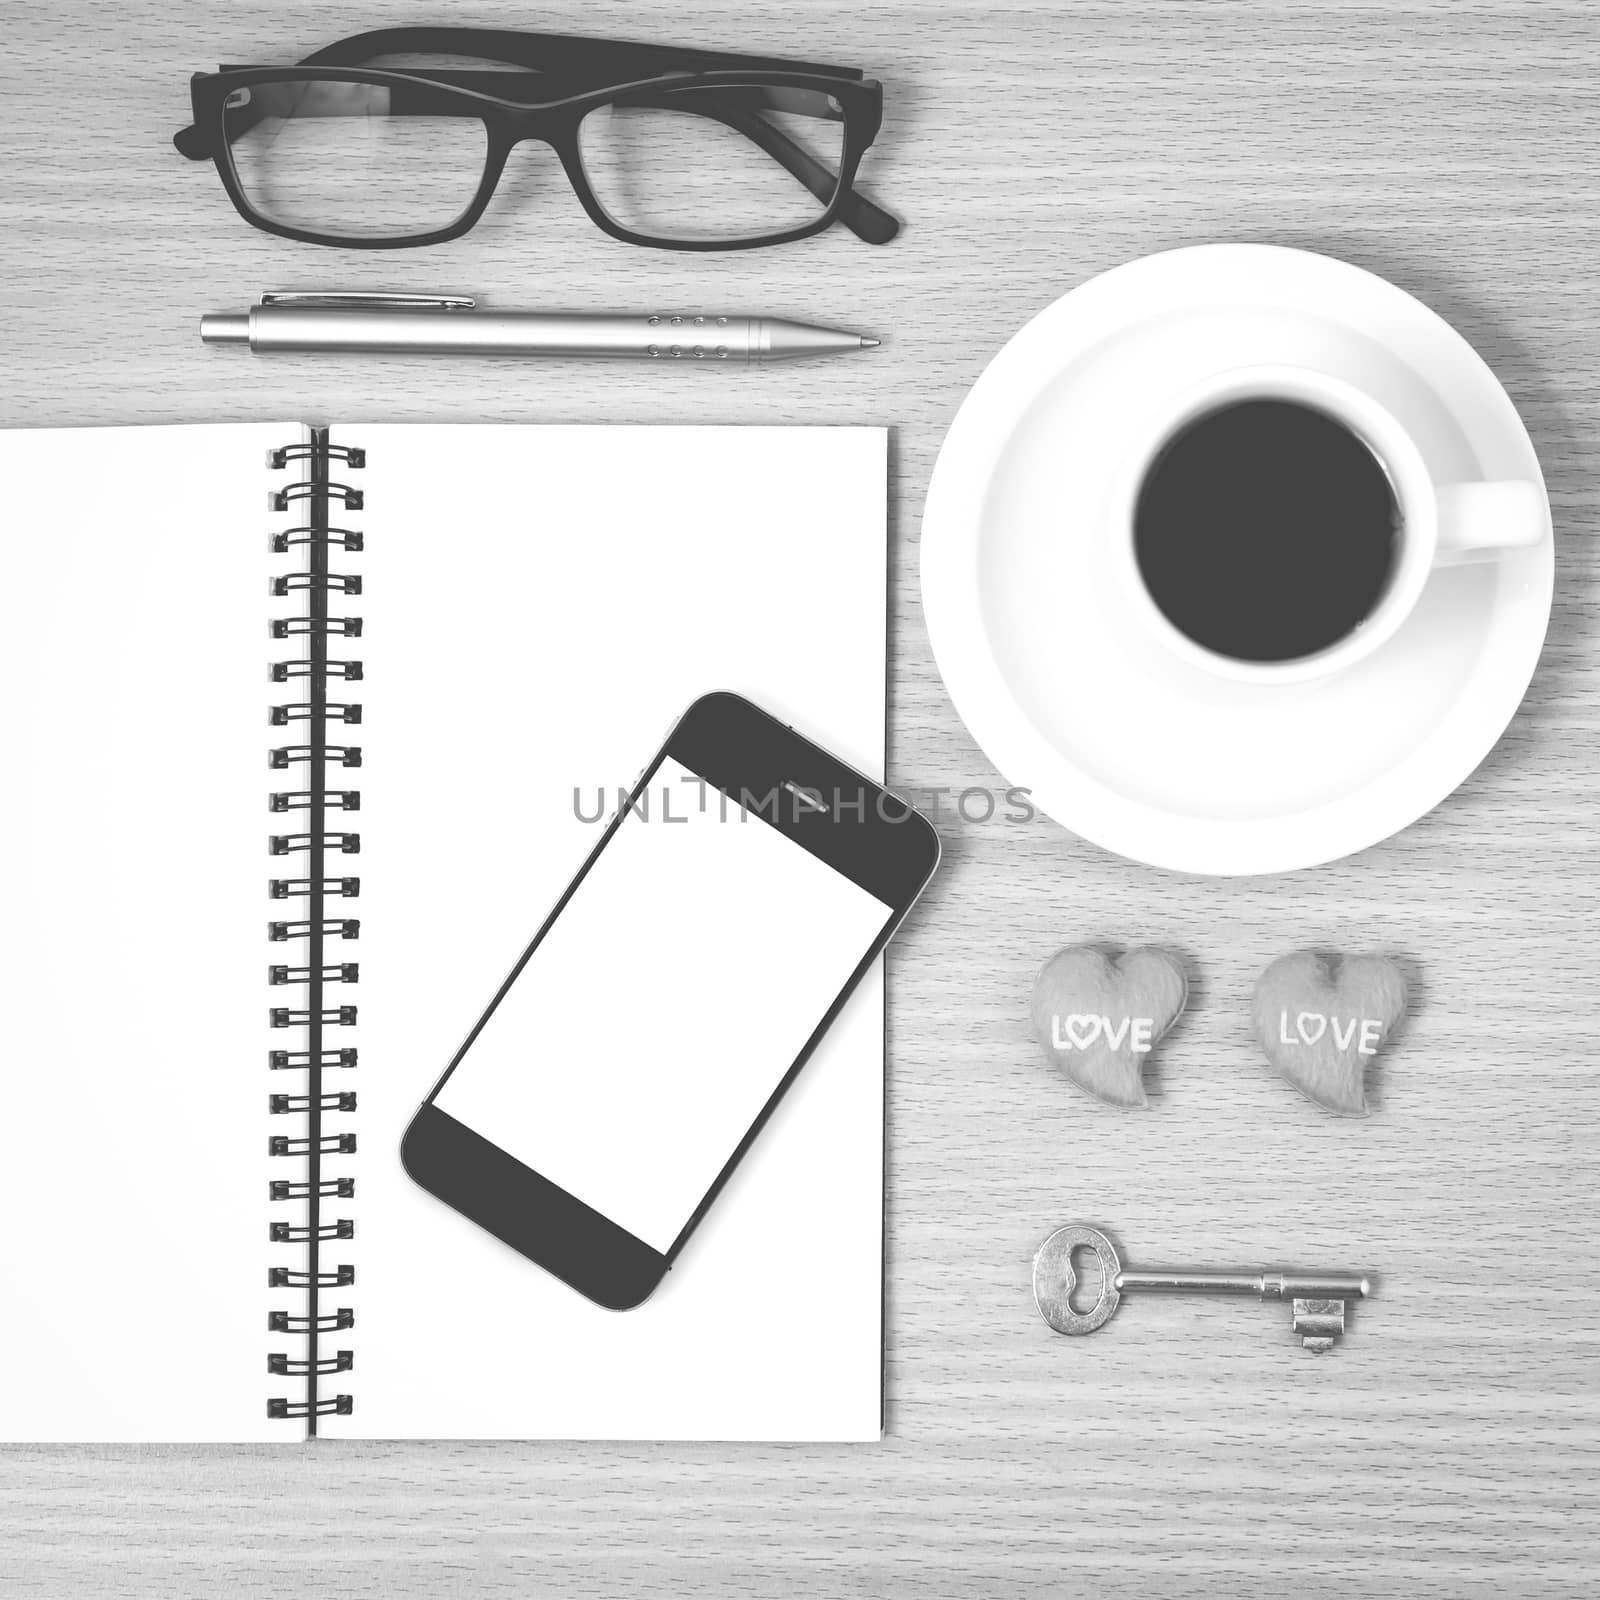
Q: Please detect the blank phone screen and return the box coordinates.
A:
[432,756,894,1253]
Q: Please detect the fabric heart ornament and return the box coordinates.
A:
[1030,946,1189,1108]
[1251,951,1408,1116]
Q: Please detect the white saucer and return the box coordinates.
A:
[920,244,1554,876]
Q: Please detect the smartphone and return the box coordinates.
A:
[401,691,940,1309]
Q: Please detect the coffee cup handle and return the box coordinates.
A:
[1433,481,1547,566]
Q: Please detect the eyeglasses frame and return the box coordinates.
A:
[177,53,890,252]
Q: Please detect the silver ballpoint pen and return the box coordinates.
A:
[200,292,881,363]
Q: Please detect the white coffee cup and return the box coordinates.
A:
[1113,364,1547,684]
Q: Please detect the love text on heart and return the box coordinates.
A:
[1050,1014,1156,1053]
[1279,1010,1384,1055]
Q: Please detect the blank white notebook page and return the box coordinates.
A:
[324,425,887,1440]
[0,423,291,1442]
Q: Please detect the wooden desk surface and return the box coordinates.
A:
[3,2,1597,1593]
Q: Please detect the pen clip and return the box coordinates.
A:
[260,292,477,311]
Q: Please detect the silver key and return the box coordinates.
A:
[1033,1223,1372,1353]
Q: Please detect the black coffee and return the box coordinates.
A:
[1133,399,1400,663]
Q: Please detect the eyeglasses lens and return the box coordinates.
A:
[222,78,490,240]
[577,84,847,243]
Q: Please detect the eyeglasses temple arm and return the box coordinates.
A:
[297,25,866,84]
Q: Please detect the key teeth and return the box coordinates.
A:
[1293,1297,1347,1352]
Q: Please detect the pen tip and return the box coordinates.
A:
[860,337,881,349]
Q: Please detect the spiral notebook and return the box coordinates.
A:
[0,421,887,1442]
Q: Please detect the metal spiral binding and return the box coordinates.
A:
[267,429,362,1431]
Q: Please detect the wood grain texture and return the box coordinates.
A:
[2,0,1598,1593]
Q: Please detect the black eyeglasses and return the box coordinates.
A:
[173,26,898,251]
